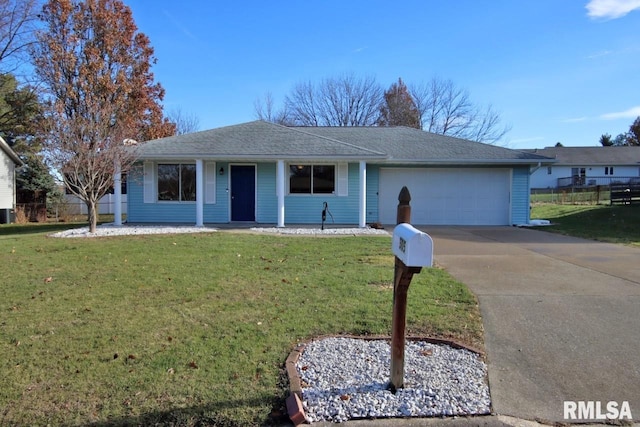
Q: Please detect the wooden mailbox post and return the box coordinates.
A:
[389,186,433,393]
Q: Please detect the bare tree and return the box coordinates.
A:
[0,0,39,147]
[32,0,175,232]
[259,73,509,143]
[410,77,509,144]
[253,91,290,125]
[284,73,383,126]
[168,107,200,135]
[0,0,37,75]
[465,104,511,144]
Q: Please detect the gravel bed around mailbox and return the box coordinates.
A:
[296,337,491,423]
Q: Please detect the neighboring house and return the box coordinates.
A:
[127,121,552,227]
[0,136,23,223]
[524,146,640,189]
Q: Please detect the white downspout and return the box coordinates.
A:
[530,161,542,175]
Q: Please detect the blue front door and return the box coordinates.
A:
[230,165,256,221]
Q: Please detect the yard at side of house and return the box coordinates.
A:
[531,203,640,246]
[0,228,482,426]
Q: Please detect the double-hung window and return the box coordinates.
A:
[289,164,335,194]
[157,163,196,201]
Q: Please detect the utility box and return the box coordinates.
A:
[0,208,15,224]
[392,223,433,267]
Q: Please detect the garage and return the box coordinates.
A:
[379,168,511,225]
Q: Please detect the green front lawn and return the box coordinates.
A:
[0,229,482,426]
[531,203,640,247]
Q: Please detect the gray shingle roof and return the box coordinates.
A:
[137,121,385,160]
[297,126,551,164]
[138,120,552,164]
[522,146,640,165]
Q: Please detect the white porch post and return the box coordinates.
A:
[114,160,122,226]
[359,160,367,228]
[196,159,204,227]
[276,159,285,227]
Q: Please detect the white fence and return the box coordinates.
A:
[64,194,128,215]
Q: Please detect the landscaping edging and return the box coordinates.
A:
[285,335,486,425]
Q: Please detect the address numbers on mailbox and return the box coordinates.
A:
[392,223,433,267]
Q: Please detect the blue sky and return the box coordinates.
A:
[125,0,640,149]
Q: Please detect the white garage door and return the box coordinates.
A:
[379,168,511,225]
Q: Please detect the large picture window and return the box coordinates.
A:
[289,164,335,194]
[157,164,196,201]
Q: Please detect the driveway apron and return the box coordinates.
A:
[424,226,640,423]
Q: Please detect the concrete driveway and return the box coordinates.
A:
[424,226,640,424]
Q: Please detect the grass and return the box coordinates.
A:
[531,203,640,247]
[3,214,116,237]
[0,228,482,426]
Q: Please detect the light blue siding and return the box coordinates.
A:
[256,163,277,223]
[128,161,231,224]
[127,161,532,225]
[203,161,230,223]
[127,182,197,223]
[511,167,530,225]
[128,161,365,224]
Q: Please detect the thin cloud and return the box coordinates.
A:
[162,9,198,41]
[586,49,613,59]
[561,117,588,123]
[586,0,640,19]
[599,106,640,120]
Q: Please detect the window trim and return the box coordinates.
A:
[287,163,337,195]
[157,163,197,203]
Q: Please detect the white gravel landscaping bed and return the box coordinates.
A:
[49,223,218,238]
[251,226,389,235]
[49,224,388,238]
[296,337,491,423]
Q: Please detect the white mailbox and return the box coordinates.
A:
[392,223,433,267]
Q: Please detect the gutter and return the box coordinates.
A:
[369,158,558,166]
[0,136,23,166]
[135,154,388,162]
